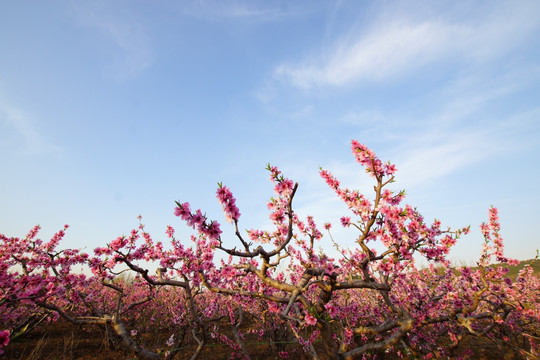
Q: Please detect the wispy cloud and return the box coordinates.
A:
[0,98,60,156]
[276,21,449,88]
[388,60,540,188]
[181,0,316,22]
[274,2,540,89]
[67,1,153,79]
[392,133,494,189]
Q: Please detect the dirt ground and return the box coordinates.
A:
[1,321,533,360]
[3,321,281,360]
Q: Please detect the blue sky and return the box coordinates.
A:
[1,0,539,265]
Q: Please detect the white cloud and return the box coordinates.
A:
[276,21,450,88]
[274,2,540,89]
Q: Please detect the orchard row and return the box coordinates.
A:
[1,141,538,360]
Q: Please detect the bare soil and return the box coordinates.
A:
[1,320,533,360]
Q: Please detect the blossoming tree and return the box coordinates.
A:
[1,141,538,359]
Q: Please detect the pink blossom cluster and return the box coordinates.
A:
[479,206,519,266]
[320,168,373,221]
[0,330,9,355]
[351,139,397,178]
[216,183,241,223]
[267,164,294,196]
[174,201,222,241]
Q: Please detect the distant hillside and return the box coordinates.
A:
[466,258,540,280]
